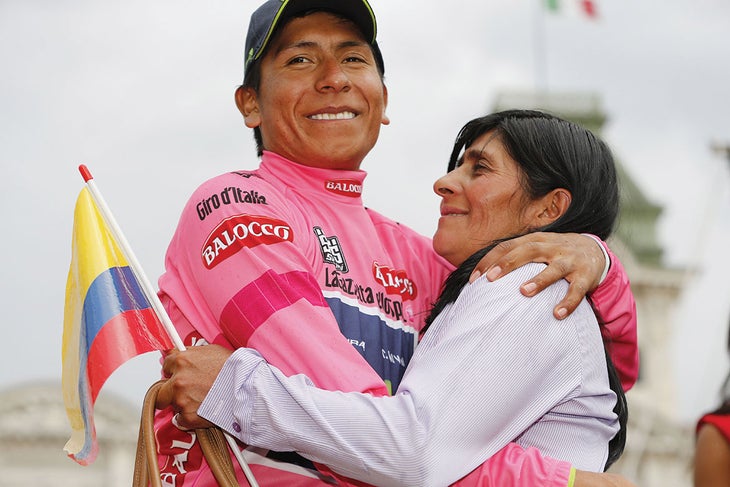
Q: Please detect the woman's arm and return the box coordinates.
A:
[198,265,614,486]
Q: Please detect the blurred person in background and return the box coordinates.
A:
[694,315,730,487]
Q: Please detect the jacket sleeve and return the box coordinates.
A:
[588,242,639,391]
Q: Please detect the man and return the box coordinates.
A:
[154,1,638,485]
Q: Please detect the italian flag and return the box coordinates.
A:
[546,0,598,19]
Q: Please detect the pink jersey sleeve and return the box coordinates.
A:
[588,242,639,391]
[314,442,572,487]
[451,443,572,487]
[160,173,388,394]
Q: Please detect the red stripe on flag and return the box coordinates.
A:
[86,308,173,402]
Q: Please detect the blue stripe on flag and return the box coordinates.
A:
[81,266,151,354]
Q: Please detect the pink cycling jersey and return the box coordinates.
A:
[153,151,637,486]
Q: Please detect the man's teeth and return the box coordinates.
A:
[309,112,356,120]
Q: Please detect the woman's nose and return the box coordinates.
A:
[433,172,457,196]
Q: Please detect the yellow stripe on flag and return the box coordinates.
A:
[61,187,129,462]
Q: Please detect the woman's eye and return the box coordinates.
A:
[474,161,491,173]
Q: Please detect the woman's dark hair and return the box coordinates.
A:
[446,109,619,240]
[242,9,385,157]
[426,109,626,469]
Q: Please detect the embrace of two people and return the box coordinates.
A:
[151,1,639,486]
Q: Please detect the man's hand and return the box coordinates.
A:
[472,233,606,319]
[155,345,233,430]
[574,471,638,487]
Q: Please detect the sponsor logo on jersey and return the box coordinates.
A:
[326,268,375,305]
[196,186,268,221]
[372,262,418,301]
[325,269,410,323]
[348,338,366,351]
[202,214,293,269]
[324,178,362,197]
[314,226,349,273]
[382,348,406,367]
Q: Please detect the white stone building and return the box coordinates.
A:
[0,382,138,486]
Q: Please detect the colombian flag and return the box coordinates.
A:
[61,186,174,465]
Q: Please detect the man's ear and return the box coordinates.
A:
[235,86,261,128]
[536,188,572,224]
[381,83,390,126]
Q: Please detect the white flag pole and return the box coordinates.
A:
[78,164,185,351]
[78,164,259,487]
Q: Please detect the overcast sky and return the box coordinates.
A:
[1,0,729,427]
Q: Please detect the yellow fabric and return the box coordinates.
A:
[61,187,128,463]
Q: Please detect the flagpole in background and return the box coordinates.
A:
[534,0,599,93]
[77,165,260,487]
[534,0,550,93]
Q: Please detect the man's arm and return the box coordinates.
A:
[472,232,606,318]
[574,471,638,487]
[587,244,639,391]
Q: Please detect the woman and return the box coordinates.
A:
[163,110,628,486]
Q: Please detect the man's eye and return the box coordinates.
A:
[288,56,310,65]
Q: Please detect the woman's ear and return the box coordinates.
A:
[235,86,261,129]
[535,188,572,224]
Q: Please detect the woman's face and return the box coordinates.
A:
[432,131,541,267]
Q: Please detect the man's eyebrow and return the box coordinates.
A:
[274,40,317,56]
[275,39,369,56]
[337,40,369,49]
